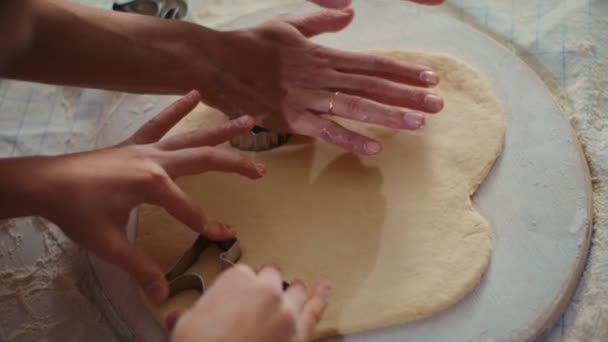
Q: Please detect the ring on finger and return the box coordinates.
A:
[328,91,340,115]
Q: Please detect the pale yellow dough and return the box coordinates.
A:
[137,51,506,338]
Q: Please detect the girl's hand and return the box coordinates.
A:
[170,265,332,342]
[12,91,265,302]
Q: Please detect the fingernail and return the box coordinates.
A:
[146,281,167,303]
[404,112,425,128]
[208,221,235,235]
[255,163,267,176]
[363,141,382,155]
[423,94,444,113]
[185,90,198,101]
[222,223,235,234]
[320,282,333,298]
[235,115,253,128]
[419,70,439,86]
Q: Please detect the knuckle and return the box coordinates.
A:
[382,83,403,97]
[237,156,255,169]
[370,55,392,69]
[307,45,329,58]
[342,96,364,114]
[141,163,168,184]
[416,90,431,105]
[144,117,160,128]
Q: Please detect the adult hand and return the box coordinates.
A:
[309,0,445,8]
[198,1,445,155]
[7,91,265,302]
[169,265,332,342]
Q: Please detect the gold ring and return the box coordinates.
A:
[328,91,339,114]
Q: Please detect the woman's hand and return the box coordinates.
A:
[0,91,265,302]
[198,2,445,155]
[310,0,445,8]
[169,265,332,342]
[4,0,444,157]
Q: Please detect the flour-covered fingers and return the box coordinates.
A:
[292,112,382,155]
[160,146,265,179]
[129,90,201,145]
[157,115,255,150]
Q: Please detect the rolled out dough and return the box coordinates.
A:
[137,50,506,338]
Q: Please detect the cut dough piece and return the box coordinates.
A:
[137,50,506,338]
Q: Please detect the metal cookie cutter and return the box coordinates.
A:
[230,126,291,152]
[166,235,291,296]
[165,236,241,297]
[112,0,188,20]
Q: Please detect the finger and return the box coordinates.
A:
[145,176,235,240]
[284,280,308,312]
[257,266,285,293]
[159,146,266,180]
[308,0,352,8]
[165,310,183,332]
[294,283,332,342]
[129,90,200,144]
[408,0,445,5]
[301,90,425,130]
[324,72,444,113]
[293,112,382,155]
[157,115,256,151]
[320,48,440,87]
[256,262,282,273]
[97,230,168,303]
[256,264,291,290]
[284,7,354,38]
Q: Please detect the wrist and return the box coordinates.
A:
[0,157,51,219]
[181,25,238,110]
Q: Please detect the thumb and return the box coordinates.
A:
[285,7,354,38]
[308,0,352,8]
[98,230,169,303]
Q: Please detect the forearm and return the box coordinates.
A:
[0,157,45,219]
[3,0,218,95]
